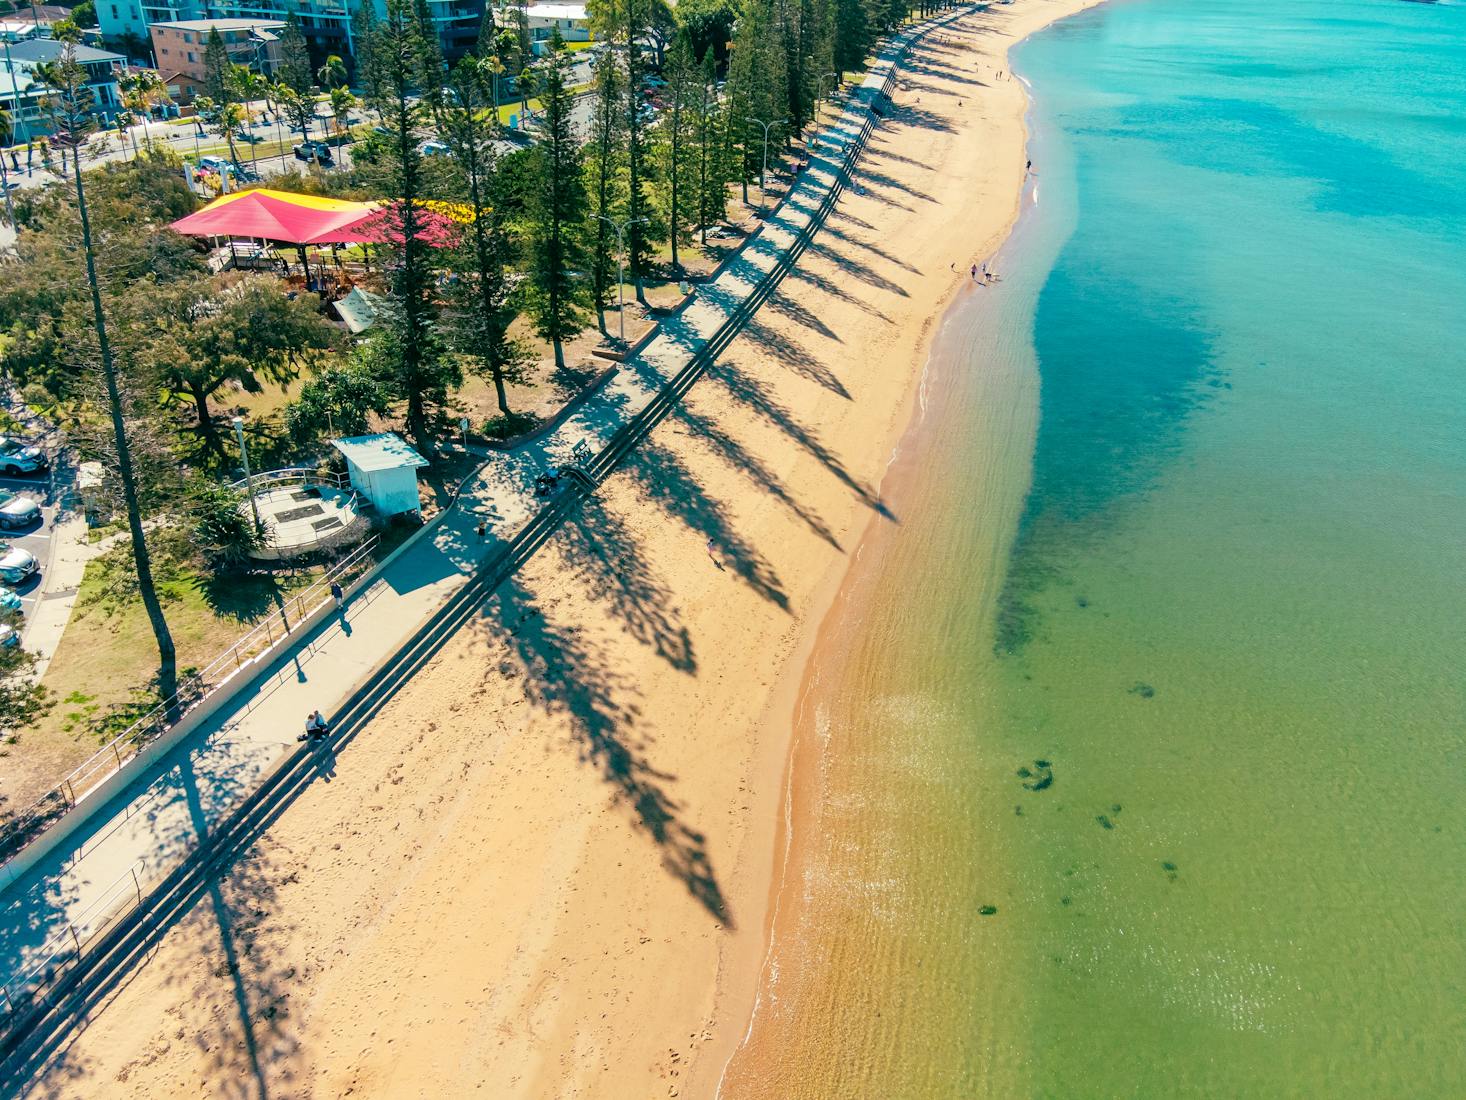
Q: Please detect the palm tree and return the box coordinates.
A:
[317,53,348,90]
[329,85,356,137]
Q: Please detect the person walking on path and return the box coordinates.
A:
[330,581,344,608]
[476,520,488,543]
[706,537,724,570]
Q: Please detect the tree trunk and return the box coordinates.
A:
[469,156,512,418]
[189,381,227,461]
[72,150,178,718]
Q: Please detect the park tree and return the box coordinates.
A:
[279,14,318,139]
[351,0,388,121]
[433,56,527,417]
[584,46,626,330]
[362,0,458,453]
[142,275,340,463]
[692,49,728,243]
[203,27,234,106]
[524,30,589,370]
[42,42,179,711]
[590,0,654,297]
[656,35,699,269]
[286,358,393,444]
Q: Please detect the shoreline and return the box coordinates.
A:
[708,0,1104,1093]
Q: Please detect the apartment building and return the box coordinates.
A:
[0,37,126,137]
[99,0,486,68]
[149,17,282,86]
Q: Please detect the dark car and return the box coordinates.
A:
[293,141,334,164]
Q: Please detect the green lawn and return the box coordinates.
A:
[31,554,322,748]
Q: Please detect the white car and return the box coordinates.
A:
[0,489,40,529]
[0,587,21,613]
[0,543,38,586]
[0,436,46,475]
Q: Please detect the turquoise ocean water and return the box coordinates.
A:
[728,0,1466,1095]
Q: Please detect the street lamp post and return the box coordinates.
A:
[594,213,648,343]
[233,416,262,531]
[815,71,839,108]
[747,116,786,212]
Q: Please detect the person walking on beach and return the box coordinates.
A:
[970,263,979,281]
[706,537,724,570]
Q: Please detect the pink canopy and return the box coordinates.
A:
[169,189,376,246]
[314,201,464,248]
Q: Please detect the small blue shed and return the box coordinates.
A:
[332,433,428,517]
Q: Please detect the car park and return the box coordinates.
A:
[0,436,46,475]
[0,542,38,585]
[0,489,40,529]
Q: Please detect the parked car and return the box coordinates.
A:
[0,543,37,585]
[419,140,452,157]
[293,141,334,164]
[0,436,46,476]
[643,75,667,88]
[0,490,39,529]
[0,587,21,613]
[198,154,231,172]
[0,623,17,649]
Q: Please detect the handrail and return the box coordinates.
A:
[227,467,349,494]
[0,535,382,862]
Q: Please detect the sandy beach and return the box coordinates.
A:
[33,2,1102,1095]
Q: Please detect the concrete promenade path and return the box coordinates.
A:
[0,10,960,1003]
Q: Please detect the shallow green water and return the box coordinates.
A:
[730,0,1466,1095]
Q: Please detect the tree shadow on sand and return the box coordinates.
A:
[473,575,733,926]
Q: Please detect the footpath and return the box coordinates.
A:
[0,7,969,1035]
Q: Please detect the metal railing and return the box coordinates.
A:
[0,535,381,864]
[228,467,349,495]
[0,862,144,1023]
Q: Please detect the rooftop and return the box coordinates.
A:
[4,39,124,64]
[150,17,287,32]
[332,433,429,473]
[523,3,589,18]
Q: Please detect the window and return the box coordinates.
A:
[182,31,192,43]
[187,51,196,62]
[110,4,118,16]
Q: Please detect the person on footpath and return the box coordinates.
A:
[330,581,344,608]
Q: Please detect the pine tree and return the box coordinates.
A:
[351,0,387,121]
[525,29,589,370]
[44,40,178,715]
[280,14,317,139]
[203,27,233,107]
[657,34,699,269]
[370,0,458,454]
[437,56,527,417]
[692,49,727,244]
[585,47,627,330]
[832,0,868,79]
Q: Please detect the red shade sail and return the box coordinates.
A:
[314,201,464,248]
[169,189,377,246]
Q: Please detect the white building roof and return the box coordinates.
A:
[331,433,428,473]
[150,18,287,32]
[525,4,588,20]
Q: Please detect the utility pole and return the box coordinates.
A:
[595,213,647,343]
